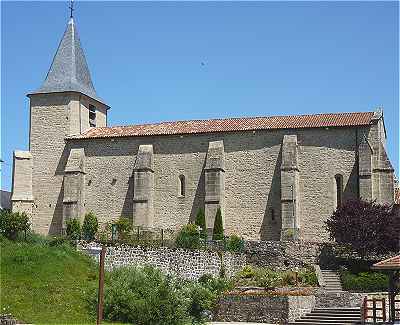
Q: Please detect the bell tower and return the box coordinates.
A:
[12,13,109,234]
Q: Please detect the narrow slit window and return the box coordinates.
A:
[89,104,96,127]
[179,175,185,197]
[270,208,275,221]
[335,174,343,208]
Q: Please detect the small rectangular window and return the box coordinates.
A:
[89,104,96,127]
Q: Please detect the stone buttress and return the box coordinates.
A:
[204,140,225,237]
[133,144,154,227]
[11,151,34,216]
[358,110,395,204]
[358,136,373,201]
[280,135,301,241]
[62,148,86,230]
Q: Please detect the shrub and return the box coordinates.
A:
[66,218,81,240]
[340,270,388,292]
[187,282,215,322]
[48,236,71,247]
[0,209,30,240]
[212,208,224,240]
[88,266,192,325]
[225,234,244,252]
[175,224,200,249]
[281,270,297,286]
[256,268,282,288]
[298,268,318,286]
[234,266,318,289]
[238,265,257,279]
[195,208,206,239]
[198,273,234,294]
[115,216,132,240]
[81,212,98,241]
[326,199,399,258]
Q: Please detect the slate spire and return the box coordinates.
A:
[31,17,106,105]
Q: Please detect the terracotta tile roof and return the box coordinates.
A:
[372,255,400,270]
[69,111,375,139]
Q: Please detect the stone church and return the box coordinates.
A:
[11,17,396,242]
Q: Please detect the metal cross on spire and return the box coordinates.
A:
[69,0,74,18]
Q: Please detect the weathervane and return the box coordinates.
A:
[69,0,74,18]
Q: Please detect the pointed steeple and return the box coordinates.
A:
[30,17,106,105]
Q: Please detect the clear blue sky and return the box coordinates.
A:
[1,1,399,191]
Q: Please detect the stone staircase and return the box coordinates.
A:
[289,307,362,325]
[288,269,365,324]
[321,269,343,292]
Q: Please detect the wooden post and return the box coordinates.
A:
[389,272,396,322]
[372,298,376,322]
[362,296,368,322]
[382,298,386,322]
[96,246,106,325]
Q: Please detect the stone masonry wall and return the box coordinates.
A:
[68,126,366,242]
[214,294,315,323]
[244,240,325,269]
[78,242,246,280]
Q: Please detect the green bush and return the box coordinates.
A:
[66,218,81,240]
[198,273,233,293]
[0,209,30,240]
[175,224,200,249]
[212,208,224,240]
[225,234,244,252]
[256,268,282,288]
[234,266,318,288]
[88,266,191,325]
[81,212,98,241]
[340,270,388,292]
[187,282,215,322]
[298,268,318,286]
[281,270,297,286]
[48,236,72,247]
[115,216,132,240]
[239,265,256,278]
[195,208,206,239]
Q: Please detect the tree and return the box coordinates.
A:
[194,208,206,238]
[0,209,30,240]
[212,208,224,240]
[326,199,399,258]
[175,224,200,249]
[66,218,81,240]
[81,212,98,241]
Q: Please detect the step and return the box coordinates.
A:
[313,308,360,312]
[301,316,361,321]
[295,318,360,324]
[307,313,360,318]
[291,322,361,325]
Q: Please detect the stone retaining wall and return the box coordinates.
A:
[315,290,365,308]
[214,294,315,323]
[244,240,325,268]
[78,242,246,280]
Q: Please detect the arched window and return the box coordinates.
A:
[179,175,185,197]
[335,174,343,208]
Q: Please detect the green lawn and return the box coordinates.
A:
[0,236,101,324]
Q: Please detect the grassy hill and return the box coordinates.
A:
[0,235,101,324]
